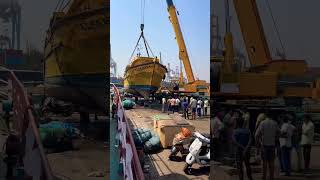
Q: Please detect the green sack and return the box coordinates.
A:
[2,100,12,112]
[144,136,161,153]
[122,99,135,109]
[132,130,143,147]
[140,131,152,143]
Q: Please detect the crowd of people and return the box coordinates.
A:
[161,96,210,119]
[212,107,315,180]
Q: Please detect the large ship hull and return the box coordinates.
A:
[45,74,106,112]
[44,0,109,113]
[124,57,167,98]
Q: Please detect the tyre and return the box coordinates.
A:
[183,163,193,175]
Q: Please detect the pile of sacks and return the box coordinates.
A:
[122,99,136,109]
[132,128,161,153]
[39,121,80,149]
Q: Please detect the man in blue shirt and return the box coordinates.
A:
[233,117,253,180]
[182,98,189,119]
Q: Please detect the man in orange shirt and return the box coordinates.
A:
[169,128,193,160]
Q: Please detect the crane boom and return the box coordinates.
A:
[233,0,271,66]
[166,0,195,83]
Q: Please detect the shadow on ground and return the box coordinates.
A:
[158,173,193,180]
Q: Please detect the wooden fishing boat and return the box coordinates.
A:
[124,56,167,98]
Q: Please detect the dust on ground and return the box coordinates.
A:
[46,114,109,180]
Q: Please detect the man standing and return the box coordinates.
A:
[170,97,176,114]
[200,98,204,116]
[301,115,315,174]
[197,98,202,118]
[279,116,296,176]
[167,97,172,115]
[256,111,266,130]
[223,110,235,156]
[291,115,302,172]
[189,97,197,120]
[204,98,209,116]
[212,112,223,160]
[275,114,284,173]
[233,117,253,180]
[254,111,267,164]
[162,97,166,112]
[255,113,280,180]
[182,99,189,119]
[223,110,233,125]
[242,107,250,130]
[175,97,180,113]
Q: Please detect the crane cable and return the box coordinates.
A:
[55,0,71,12]
[265,0,287,58]
[141,0,146,25]
[55,0,65,11]
[128,0,155,62]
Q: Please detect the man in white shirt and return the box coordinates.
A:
[301,115,315,173]
[162,97,166,112]
[280,116,296,176]
[197,99,202,118]
[175,97,180,113]
[255,114,280,180]
[204,99,209,116]
[170,97,176,114]
[189,97,197,120]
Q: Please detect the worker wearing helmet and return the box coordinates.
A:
[169,128,193,161]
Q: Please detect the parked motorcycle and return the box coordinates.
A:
[183,131,210,175]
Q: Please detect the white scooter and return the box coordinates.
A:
[183,131,210,175]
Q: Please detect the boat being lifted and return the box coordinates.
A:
[124,24,167,98]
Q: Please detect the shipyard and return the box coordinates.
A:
[2,0,320,179]
[111,0,210,179]
[212,0,320,180]
[0,0,109,179]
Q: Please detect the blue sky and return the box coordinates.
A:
[111,0,210,82]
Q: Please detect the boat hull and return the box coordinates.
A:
[45,74,106,113]
[124,58,167,98]
[44,0,109,113]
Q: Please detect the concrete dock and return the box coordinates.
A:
[45,114,109,180]
[125,106,210,180]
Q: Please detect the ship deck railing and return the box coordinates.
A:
[111,83,145,180]
[8,70,54,179]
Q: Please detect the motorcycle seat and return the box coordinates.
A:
[202,133,210,139]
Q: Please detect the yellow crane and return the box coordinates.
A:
[166,0,209,96]
[215,0,320,106]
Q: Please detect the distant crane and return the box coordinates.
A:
[0,0,21,49]
[110,46,117,77]
[110,57,117,77]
